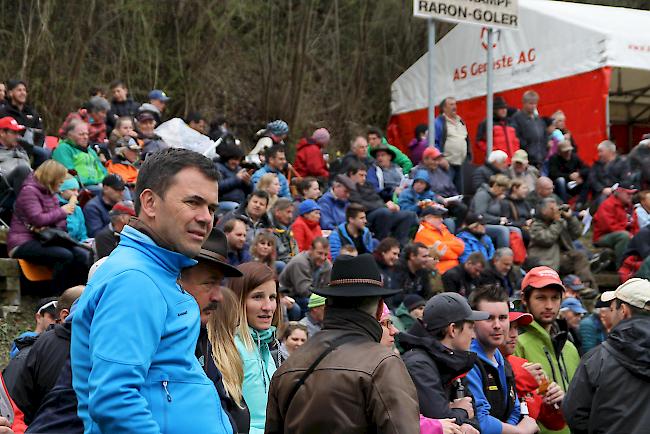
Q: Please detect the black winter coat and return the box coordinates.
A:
[349,181,386,213]
[215,161,253,204]
[401,321,480,429]
[12,322,71,424]
[441,263,481,297]
[471,162,503,194]
[588,156,630,195]
[548,153,589,182]
[563,316,650,434]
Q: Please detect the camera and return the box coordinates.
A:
[559,204,570,212]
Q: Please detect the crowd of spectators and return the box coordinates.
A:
[0,80,649,434]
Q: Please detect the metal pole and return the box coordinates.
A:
[428,18,436,148]
[486,28,494,156]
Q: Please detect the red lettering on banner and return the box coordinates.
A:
[450,48,536,81]
[453,66,468,81]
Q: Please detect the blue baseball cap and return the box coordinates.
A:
[560,297,587,315]
[148,89,170,102]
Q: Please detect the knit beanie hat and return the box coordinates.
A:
[312,128,330,146]
[308,293,327,309]
[298,199,321,216]
[59,177,80,192]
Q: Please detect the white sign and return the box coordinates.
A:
[414,0,519,29]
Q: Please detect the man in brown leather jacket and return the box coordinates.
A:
[265,254,420,433]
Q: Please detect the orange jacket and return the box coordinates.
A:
[414,220,465,274]
[106,160,138,185]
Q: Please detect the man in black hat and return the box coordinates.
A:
[401,292,488,434]
[83,174,128,237]
[476,96,520,161]
[266,254,420,433]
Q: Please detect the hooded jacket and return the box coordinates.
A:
[71,224,233,434]
[592,194,638,242]
[528,215,582,270]
[398,170,441,214]
[414,220,465,274]
[411,164,459,198]
[328,222,375,260]
[515,320,580,434]
[266,307,420,433]
[58,194,87,242]
[466,340,520,434]
[401,321,480,429]
[8,173,67,253]
[317,190,348,230]
[52,139,107,186]
[294,138,329,178]
[291,215,322,252]
[235,327,278,434]
[563,316,650,434]
[457,229,495,264]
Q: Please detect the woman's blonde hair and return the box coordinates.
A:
[229,262,281,351]
[250,232,277,267]
[34,160,68,193]
[206,287,244,407]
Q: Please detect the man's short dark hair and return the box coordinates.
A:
[468,284,509,310]
[374,237,400,255]
[272,197,293,213]
[6,79,26,92]
[265,145,285,160]
[248,190,270,205]
[109,80,126,90]
[430,320,468,341]
[403,242,427,261]
[439,97,449,112]
[134,148,218,214]
[223,218,246,234]
[466,252,487,267]
[612,299,650,318]
[346,160,367,176]
[367,127,383,138]
[311,237,329,249]
[345,203,366,222]
[186,111,206,124]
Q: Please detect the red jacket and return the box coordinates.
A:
[291,216,322,252]
[478,121,520,164]
[507,355,566,431]
[294,138,329,178]
[592,194,639,242]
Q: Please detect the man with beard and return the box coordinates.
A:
[515,267,579,434]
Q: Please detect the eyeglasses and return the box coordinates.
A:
[380,319,393,328]
[37,300,57,314]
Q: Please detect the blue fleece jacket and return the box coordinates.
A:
[251,165,290,198]
[317,190,348,230]
[58,195,88,242]
[457,230,495,263]
[328,222,376,260]
[466,340,520,434]
[71,225,232,434]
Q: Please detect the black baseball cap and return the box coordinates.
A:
[422,292,490,330]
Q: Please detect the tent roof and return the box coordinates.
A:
[391,0,650,115]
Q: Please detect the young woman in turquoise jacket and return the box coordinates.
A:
[231,262,281,434]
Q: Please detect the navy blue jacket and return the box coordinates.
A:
[82,192,111,237]
[216,161,253,204]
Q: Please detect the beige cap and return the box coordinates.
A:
[512,149,528,164]
[558,141,573,152]
[601,278,650,310]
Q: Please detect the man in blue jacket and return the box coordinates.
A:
[82,174,126,237]
[466,285,540,434]
[328,203,375,260]
[71,148,233,434]
[318,176,350,230]
[250,145,290,197]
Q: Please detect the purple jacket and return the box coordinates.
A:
[8,174,67,253]
[408,138,428,166]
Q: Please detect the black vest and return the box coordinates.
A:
[475,357,517,422]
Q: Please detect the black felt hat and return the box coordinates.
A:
[313,254,401,298]
[197,229,243,278]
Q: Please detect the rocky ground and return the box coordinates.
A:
[0,294,39,368]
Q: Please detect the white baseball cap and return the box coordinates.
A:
[601,278,650,310]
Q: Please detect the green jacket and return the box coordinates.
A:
[52,139,107,186]
[515,320,580,434]
[368,138,413,175]
[391,303,416,332]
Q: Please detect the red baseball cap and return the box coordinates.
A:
[0,117,25,132]
[521,266,565,292]
[509,311,533,326]
[423,147,442,160]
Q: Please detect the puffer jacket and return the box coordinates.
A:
[266,307,420,433]
[528,216,582,270]
[476,117,520,163]
[515,320,580,434]
[294,138,328,178]
[8,174,67,253]
[291,216,322,252]
[414,220,465,274]
[58,195,87,242]
[563,316,650,434]
[471,162,503,194]
[215,161,253,204]
[328,222,375,260]
[470,185,510,225]
[235,327,278,434]
[457,229,495,263]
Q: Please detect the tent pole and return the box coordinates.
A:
[428,18,436,148]
[486,28,494,156]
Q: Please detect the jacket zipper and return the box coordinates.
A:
[162,381,172,402]
[543,347,559,385]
